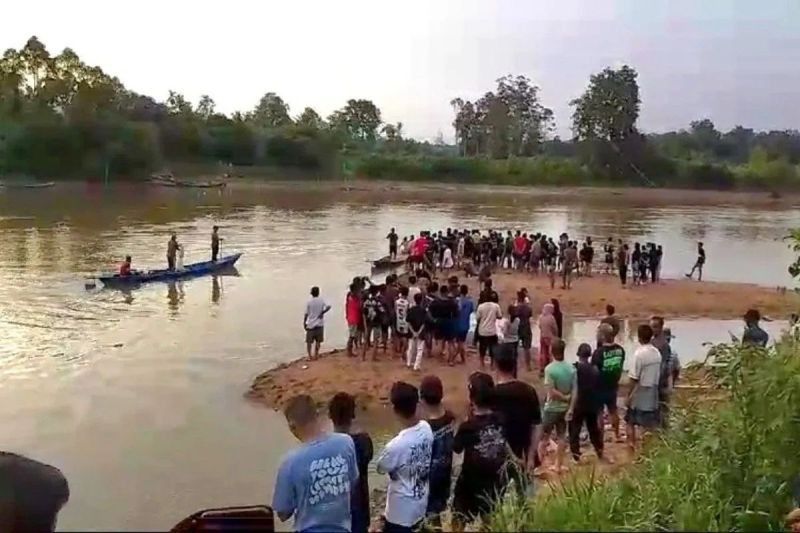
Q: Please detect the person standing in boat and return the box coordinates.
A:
[167,234,181,271]
[211,226,223,262]
[387,228,399,260]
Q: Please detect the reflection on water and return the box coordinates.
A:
[0,183,798,530]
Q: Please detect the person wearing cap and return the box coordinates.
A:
[742,309,769,347]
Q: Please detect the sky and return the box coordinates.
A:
[2,0,799,141]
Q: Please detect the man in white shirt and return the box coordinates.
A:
[304,286,331,361]
[625,323,662,450]
[376,382,433,533]
[475,293,502,368]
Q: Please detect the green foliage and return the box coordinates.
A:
[488,338,800,531]
[1,35,800,188]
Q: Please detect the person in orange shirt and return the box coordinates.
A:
[119,256,132,276]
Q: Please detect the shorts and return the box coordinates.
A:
[519,328,532,350]
[599,387,619,411]
[625,408,660,429]
[348,324,359,339]
[389,243,398,255]
[305,326,324,344]
[541,410,567,437]
[477,335,498,358]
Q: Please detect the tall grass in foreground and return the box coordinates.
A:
[489,338,800,531]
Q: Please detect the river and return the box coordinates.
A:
[0,182,797,530]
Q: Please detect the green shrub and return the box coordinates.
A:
[488,337,800,531]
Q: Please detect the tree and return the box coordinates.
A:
[195,95,215,121]
[328,99,382,144]
[296,107,324,129]
[249,92,292,128]
[18,36,52,101]
[571,65,640,143]
[495,74,553,156]
[166,90,193,116]
[570,65,643,181]
[381,122,403,142]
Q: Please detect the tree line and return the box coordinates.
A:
[1,36,798,189]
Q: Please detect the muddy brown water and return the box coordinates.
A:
[0,183,797,530]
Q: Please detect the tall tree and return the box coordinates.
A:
[166,90,193,116]
[195,95,216,121]
[571,65,640,143]
[249,92,292,128]
[296,106,324,129]
[328,99,381,144]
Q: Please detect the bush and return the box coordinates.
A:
[488,337,800,531]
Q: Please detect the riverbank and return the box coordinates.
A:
[246,273,795,413]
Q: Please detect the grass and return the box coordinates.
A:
[487,336,800,531]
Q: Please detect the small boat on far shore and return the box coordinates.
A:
[0,181,55,189]
[148,175,226,189]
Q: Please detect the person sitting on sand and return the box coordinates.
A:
[329,393,373,533]
[592,324,626,443]
[539,339,574,474]
[451,372,509,532]
[419,376,455,530]
[304,286,331,361]
[742,308,769,347]
[273,395,359,533]
[119,255,132,276]
[686,241,706,281]
[567,343,605,465]
[376,382,433,533]
[625,324,662,451]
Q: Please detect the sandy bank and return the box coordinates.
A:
[247,273,794,413]
[419,271,796,320]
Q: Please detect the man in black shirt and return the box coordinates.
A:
[493,349,541,496]
[591,324,626,442]
[567,343,605,463]
[329,393,374,533]
[478,278,499,305]
[386,228,399,259]
[686,241,706,281]
[419,376,455,528]
[406,293,428,371]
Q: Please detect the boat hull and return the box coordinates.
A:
[99,253,242,286]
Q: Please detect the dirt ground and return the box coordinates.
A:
[413,269,796,320]
[246,271,794,413]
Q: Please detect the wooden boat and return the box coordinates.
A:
[98,253,242,286]
[149,177,226,189]
[371,254,407,270]
[0,181,55,189]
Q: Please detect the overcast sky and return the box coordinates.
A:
[2,0,799,140]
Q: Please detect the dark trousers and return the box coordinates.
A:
[167,255,176,271]
[618,265,627,285]
[212,245,219,261]
[499,342,519,378]
[384,519,419,533]
[568,409,603,460]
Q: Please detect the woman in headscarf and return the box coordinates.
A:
[538,303,559,376]
[550,298,563,339]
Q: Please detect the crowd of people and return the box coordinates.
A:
[275,312,693,532]
[385,228,697,290]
